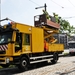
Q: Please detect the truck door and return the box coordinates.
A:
[23,34,31,52]
[15,32,22,52]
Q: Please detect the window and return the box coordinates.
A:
[24,34,30,45]
[15,33,22,51]
[0,32,12,44]
[69,43,75,48]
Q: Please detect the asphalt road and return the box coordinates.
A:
[0,55,75,75]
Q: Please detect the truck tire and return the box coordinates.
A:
[51,53,58,64]
[1,64,9,68]
[69,52,74,56]
[17,57,28,71]
[69,52,72,56]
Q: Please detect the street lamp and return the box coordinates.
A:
[35,3,47,11]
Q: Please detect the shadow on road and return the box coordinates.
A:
[0,62,53,75]
[0,55,74,75]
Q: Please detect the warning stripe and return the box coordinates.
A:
[1,46,4,50]
[0,45,8,51]
[3,45,8,50]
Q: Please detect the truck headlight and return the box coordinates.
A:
[6,58,9,63]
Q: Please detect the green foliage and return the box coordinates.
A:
[57,15,75,36]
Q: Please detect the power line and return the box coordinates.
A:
[63,16,75,19]
[28,0,53,13]
[29,0,75,20]
[28,0,40,6]
[56,8,64,13]
[68,0,75,7]
[50,0,64,8]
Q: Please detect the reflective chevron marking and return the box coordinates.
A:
[0,45,8,51]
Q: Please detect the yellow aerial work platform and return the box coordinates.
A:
[34,14,64,52]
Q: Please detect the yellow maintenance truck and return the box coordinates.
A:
[0,14,64,71]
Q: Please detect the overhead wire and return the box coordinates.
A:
[62,0,75,19]
[28,0,40,6]
[50,0,75,19]
[50,0,64,13]
[28,0,53,13]
[50,0,64,8]
[63,16,75,19]
[68,0,75,7]
[28,0,75,19]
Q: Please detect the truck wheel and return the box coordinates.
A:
[69,52,74,56]
[17,57,28,71]
[1,64,9,68]
[51,53,58,64]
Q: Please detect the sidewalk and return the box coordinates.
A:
[59,49,69,57]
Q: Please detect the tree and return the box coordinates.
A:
[58,16,75,36]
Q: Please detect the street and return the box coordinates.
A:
[0,55,75,75]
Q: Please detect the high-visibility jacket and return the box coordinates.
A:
[53,13,59,23]
[44,40,49,51]
[55,15,58,23]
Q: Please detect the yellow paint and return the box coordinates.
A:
[49,44,64,52]
[16,23,32,33]
[0,23,64,58]
[32,27,44,53]
[22,45,31,52]
[0,57,13,61]
[6,43,13,55]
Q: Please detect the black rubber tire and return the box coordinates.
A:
[1,64,9,68]
[69,52,74,56]
[51,53,58,64]
[17,57,28,71]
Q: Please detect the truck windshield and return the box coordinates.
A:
[0,32,12,44]
[69,43,75,48]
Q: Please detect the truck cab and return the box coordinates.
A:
[0,23,22,65]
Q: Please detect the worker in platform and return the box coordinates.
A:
[58,17,62,24]
[53,13,59,23]
[44,40,49,51]
[42,10,51,20]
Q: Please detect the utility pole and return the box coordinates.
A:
[44,3,47,11]
[35,3,47,11]
[0,0,1,25]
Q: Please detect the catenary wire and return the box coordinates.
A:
[28,0,40,6]
[28,0,75,19]
[68,0,75,7]
[50,0,64,8]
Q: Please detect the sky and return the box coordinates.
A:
[1,0,75,27]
